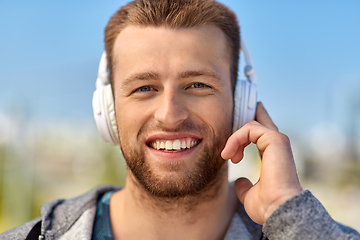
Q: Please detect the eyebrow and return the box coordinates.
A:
[179,70,222,82]
[122,72,160,87]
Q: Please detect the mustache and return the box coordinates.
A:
[137,120,210,138]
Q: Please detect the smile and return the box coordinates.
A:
[148,138,201,152]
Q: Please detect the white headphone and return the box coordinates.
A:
[92,38,257,146]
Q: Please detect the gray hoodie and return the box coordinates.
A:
[1,185,359,240]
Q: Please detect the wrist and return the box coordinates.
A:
[264,188,303,221]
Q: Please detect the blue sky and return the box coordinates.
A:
[1,0,359,137]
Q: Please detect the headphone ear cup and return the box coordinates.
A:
[92,84,119,146]
[232,80,257,132]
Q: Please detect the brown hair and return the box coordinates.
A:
[104,0,240,91]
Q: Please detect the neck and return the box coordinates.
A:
[110,163,239,240]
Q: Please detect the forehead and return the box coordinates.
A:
[112,24,231,69]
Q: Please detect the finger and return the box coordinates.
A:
[222,121,270,160]
[234,177,253,204]
[255,102,278,131]
[221,136,250,160]
[222,120,281,161]
[229,146,245,164]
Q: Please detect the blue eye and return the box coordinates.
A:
[137,86,153,92]
[191,82,206,88]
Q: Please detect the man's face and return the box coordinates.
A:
[112,25,233,198]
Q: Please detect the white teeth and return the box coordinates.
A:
[165,140,172,150]
[156,140,160,149]
[173,140,181,150]
[181,140,186,149]
[150,138,199,151]
[186,139,191,148]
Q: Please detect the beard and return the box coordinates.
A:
[119,120,231,200]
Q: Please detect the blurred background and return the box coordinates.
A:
[1,0,360,233]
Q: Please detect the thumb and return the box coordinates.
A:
[234,177,253,204]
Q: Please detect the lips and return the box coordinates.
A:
[148,138,201,152]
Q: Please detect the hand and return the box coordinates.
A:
[221,102,302,225]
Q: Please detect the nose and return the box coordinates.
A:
[153,89,189,128]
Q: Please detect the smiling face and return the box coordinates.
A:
[112,25,234,198]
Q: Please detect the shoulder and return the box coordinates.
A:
[0,185,121,240]
[0,217,41,240]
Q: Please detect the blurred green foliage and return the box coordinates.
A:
[0,133,127,233]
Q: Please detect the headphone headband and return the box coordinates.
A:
[96,52,110,89]
[240,39,257,84]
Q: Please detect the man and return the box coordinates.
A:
[2,0,360,239]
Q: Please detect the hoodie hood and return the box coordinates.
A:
[40,185,120,239]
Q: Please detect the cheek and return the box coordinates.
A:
[115,100,149,142]
[191,96,233,136]
[213,101,233,134]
